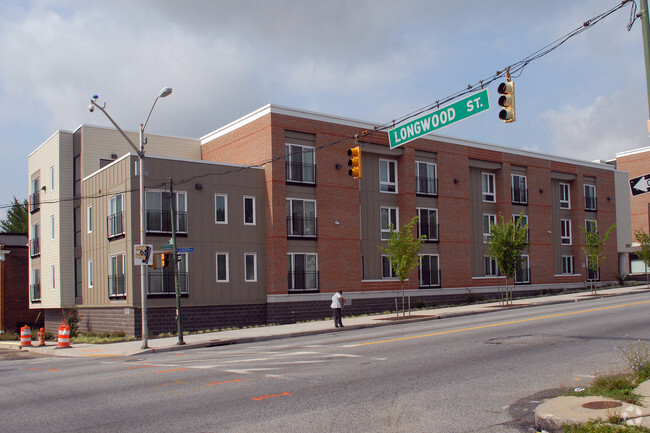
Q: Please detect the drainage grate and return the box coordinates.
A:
[581,401,622,410]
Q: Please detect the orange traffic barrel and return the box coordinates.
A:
[57,324,70,348]
[20,326,32,347]
[37,328,46,346]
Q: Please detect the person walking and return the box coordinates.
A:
[331,290,346,328]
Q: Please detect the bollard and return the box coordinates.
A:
[20,326,32,347]
[37,328,46,346]
[57,323,70,348]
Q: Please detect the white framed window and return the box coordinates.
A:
[560,219,572,245]
[417,208,438,241]
[562,255,574,274]
[145,190,187,233]
[108,193,125,238]
[216,252,229,282]
[484,256,498,276]
[51,265,56,290]
[511,174,527,204]
[482,172,495,202]
[584,184,597,211]
[585,219,597,234]
[419,254,440,287]
[512,213,529,241]
[380,159,397,193]
[88,260,94,288]
[215,193,228,224]
[516,255,530,283]
[50,166,54,191]
[109,253,126,298]
[244,196,256,226]
[380,207,399,240]
[382,255,397,279]
[415,161,437,195]
[31,268,41,301]
[285,144,315,184]
[244,253,257,282]
[287,198,317,237]
[50,215,55,240]
[559,183,570,209]
[87,206,92,233]
[586,256,600,281]
[483,214,497,243]
[287,253,318,291]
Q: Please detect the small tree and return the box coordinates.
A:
[0,196,28,234]
[486,212,529,305]
[582,223,616,295]
[380,216,424,317]
[634,228,650,289]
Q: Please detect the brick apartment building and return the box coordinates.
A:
[29,104,620,336]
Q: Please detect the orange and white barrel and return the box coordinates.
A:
[57,324,70,348]
[20,326,32,347]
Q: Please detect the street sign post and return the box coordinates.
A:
[388,88,490,149]
[630,174,650,196]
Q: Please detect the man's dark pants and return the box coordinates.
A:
[332,308,343,327]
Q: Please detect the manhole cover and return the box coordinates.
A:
[581,401,622,410]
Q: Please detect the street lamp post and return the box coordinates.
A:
[89,87,172,348]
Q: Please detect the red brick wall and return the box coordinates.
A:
[2,246,41,332]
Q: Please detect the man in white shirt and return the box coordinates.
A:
[331,290,346,328]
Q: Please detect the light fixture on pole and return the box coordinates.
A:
[89,87,172,349]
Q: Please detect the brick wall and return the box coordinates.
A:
[2,246,40,333]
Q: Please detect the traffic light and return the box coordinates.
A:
[161,253,170,268]
[347,146,361,179]
[497,80,515,123]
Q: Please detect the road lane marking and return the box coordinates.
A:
[156,368,187,373]
[358,300,650,346]
[206,379,242,386]
[251,391,291,401]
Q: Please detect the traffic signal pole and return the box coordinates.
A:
[642,0,650,130]
[169,178,185,345]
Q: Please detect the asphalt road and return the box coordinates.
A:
[2,292,649,433]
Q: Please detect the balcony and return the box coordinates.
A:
[29,238,40,258]
[511,187,528,205]
[585,196,597,211]
[288,271,319,293]
[416,176,438,196]
[148,270,188,295]
[285,161,316,185]
[515,267,531,284]
[29,191,40,213]
[418,223,439,242]
[420,269,441,288]
[108,274,126,298]
[146,210,188,234]
[286,216,318,239]
[107,212,125,239]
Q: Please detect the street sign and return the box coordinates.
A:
[177,247,194,253]
[388,88,490,149]
[134,244,153,266]
[630,174,650,196]
[160,244,174,250]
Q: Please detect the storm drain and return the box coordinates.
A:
[581,401,622,410]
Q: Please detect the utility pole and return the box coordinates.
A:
[641,0,650,129]
[169,178,185,345]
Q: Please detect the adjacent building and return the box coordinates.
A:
[28,105,621,335]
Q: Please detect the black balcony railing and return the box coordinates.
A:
[29,237,40,258]
[148,270,188,295]
[29,191,40,213]
[288,271,319,292]
[285,161,316,184]
[30,283,41,302]
[515,267,531,284]
[511,187,528,205]
[286,216,318,238]
[418,223,439,242]
[420,269,441,288]
[416,176,438,196]
[146,210,188,234]
[108,274,126,298]
[107,212,125,239]
[585,196,597,211]
[587,267,600,282]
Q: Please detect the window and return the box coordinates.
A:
[515,255,530,284]
[74,206,81,247]
[380,207,399,240]
[50,166,54,191]
[30,223,40,258]
[87,206,92,233]
[215,194,228,224]
[416,161,437,195]
[216,253,229,282]
[149,254,188,295]
[483,214,496,243]
[584,184,597,211]
[382,256,397,279]
[50,215,55,240]
[380,159,397,193]
[109,254,126,298]
[484,256,498,276]
[417,208,438,241]
[51,265,56,290]
[562,255,574,274]
[88,260,94,288]
[511,174,527,204]
[30,269,41,302]
[512,214,529,241]
[146,191,187,233]
[108,194,124,238]
[586,256,600,281]
[30,177,40,213]
[287,198,317,238]
[419,254,440,287]
[482,173,495,202]
[285,144,315,183]
[245,253,257,282]
[559,183,570,209]
[288,253,318,291]
[244,196,256,226]
[585,219,597,234]
[560,219,572,245]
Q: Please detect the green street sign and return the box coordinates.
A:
[160,244,173,250]
[388,88,490,149]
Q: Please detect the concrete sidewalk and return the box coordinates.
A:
[2,285,647,358]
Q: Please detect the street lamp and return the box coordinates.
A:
[90,87,173,349]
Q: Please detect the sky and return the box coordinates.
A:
[1,0,649,218]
